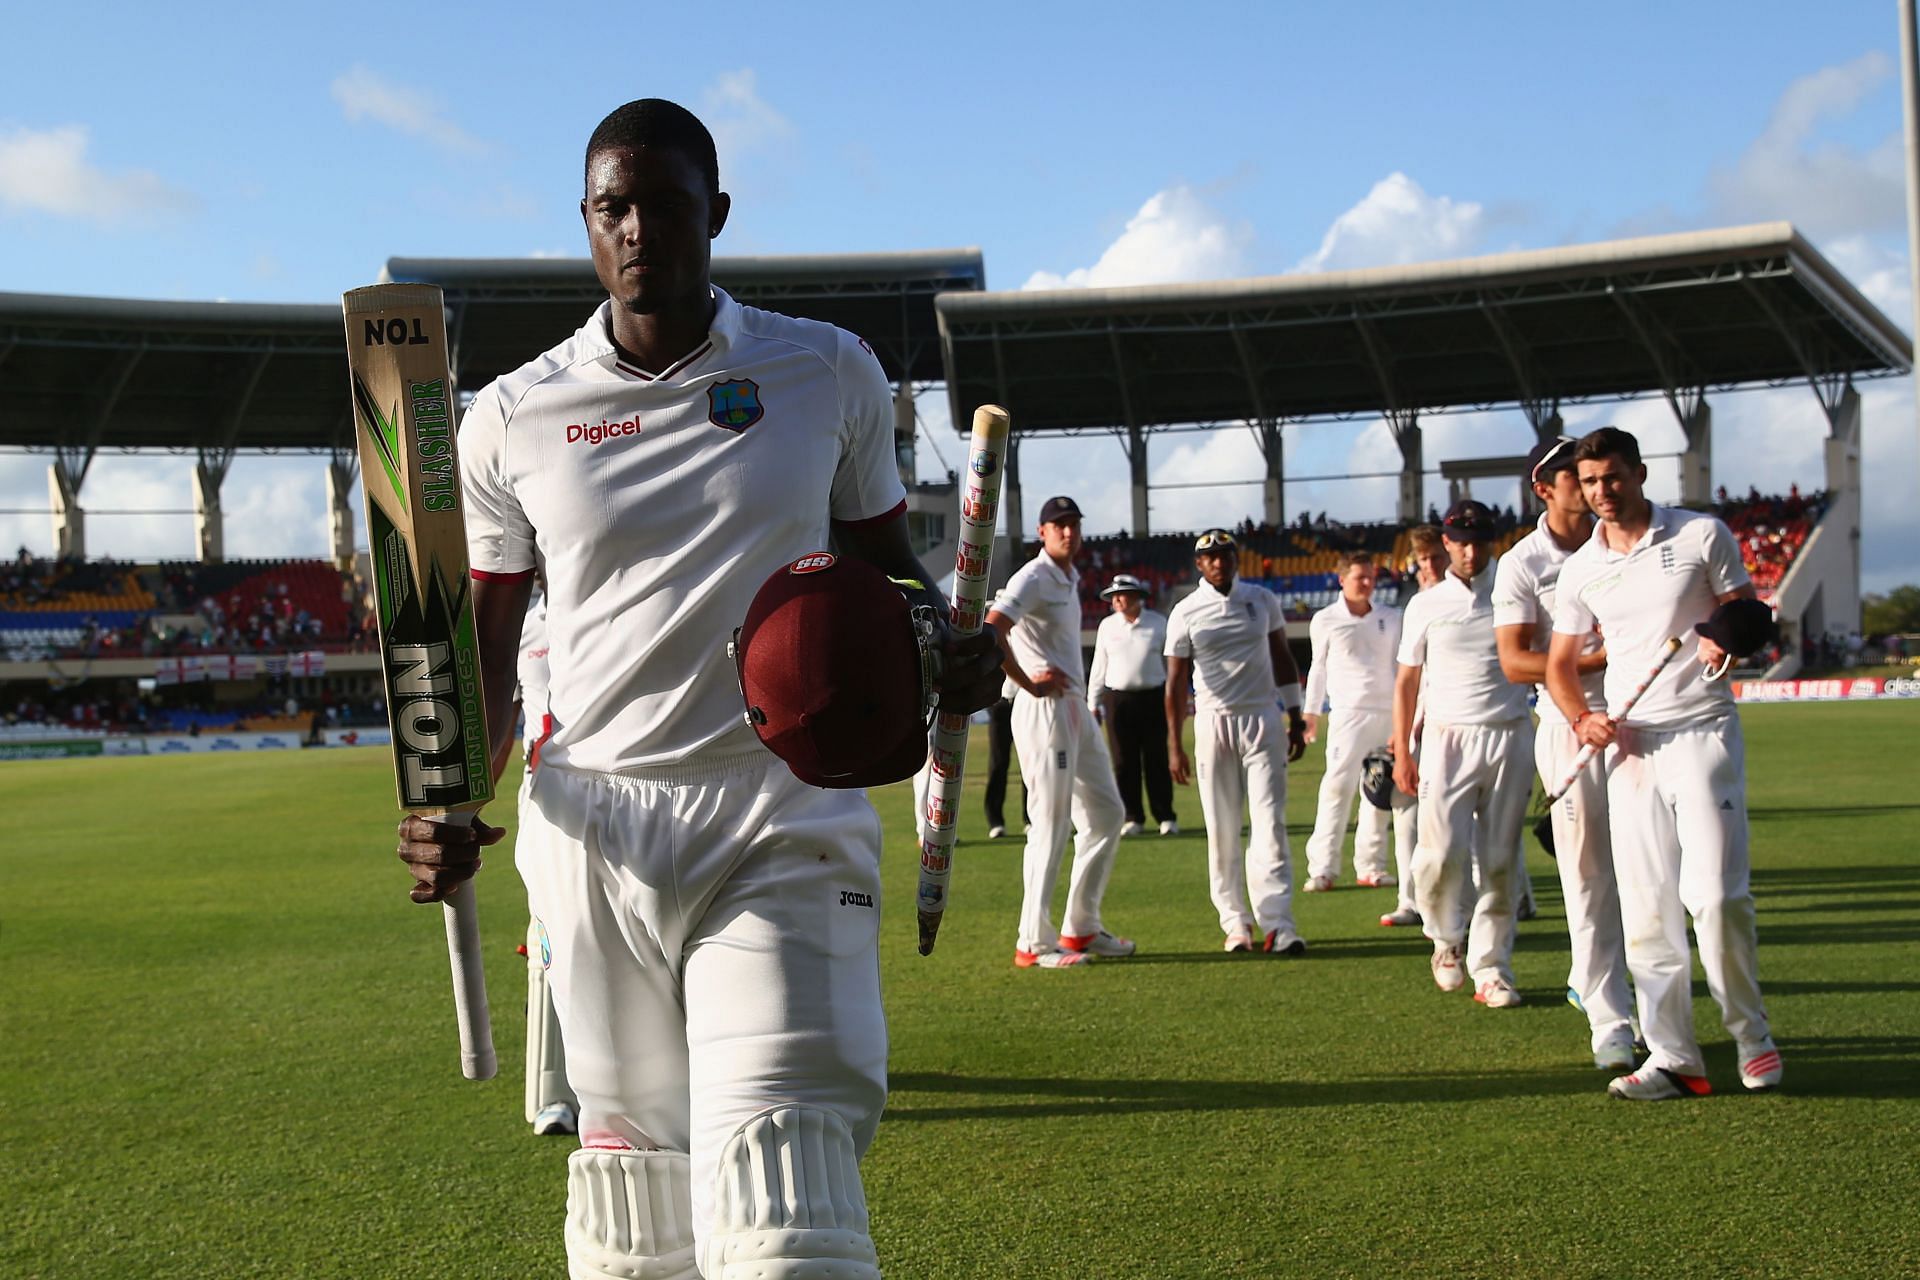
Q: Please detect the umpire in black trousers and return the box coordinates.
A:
[1089,573,1178,835]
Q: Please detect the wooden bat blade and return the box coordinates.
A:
[342,282,496,1080]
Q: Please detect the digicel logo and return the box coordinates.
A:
[567,417,643,445]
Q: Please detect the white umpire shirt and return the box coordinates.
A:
[1397,567,1529,726]
[1553,505,1749,730]
[460,288,906,773]
[1088,608,1169,703]
[1165,579,1286,716]
[1490,516,1605,725]
[991,552,1087,697]
[1304,596,1401,716]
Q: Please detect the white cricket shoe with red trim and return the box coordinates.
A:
[1608,1065,1712,1100]
[1738,1043,1783,1091]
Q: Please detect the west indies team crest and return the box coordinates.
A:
[707,378,764,431]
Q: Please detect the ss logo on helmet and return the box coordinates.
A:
[790,553,836,574]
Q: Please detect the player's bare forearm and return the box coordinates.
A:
[833,512,946,619]
[474,574,535,786]
[837,511,999,711]
[1495,623,1546,686]
[1391,663,1420,760]
[1268,630,1302,687]
[1544,630,1592,724]
[1164,654,1194,784]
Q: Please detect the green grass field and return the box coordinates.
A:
[3,702,1917,1278]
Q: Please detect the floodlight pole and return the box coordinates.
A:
[1901,0,1920,484]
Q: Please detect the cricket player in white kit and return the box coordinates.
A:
[1492,436,1637,1070]
[394,100,1000,1279]
[1392,501,1534,1007]
[1302,550,1412,894]
[1165,528,1309,954]
[988,495,1135,968]
[1548,427,1780,1100]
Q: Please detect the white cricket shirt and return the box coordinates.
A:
[1088,608,1169,699]
[1397,566,1529,727]
[1553,504,1749,730]
[515,587,550,747]
[1304,596,1401,715]
[460,288,906,773]
[1165,577,1286,715]
[991,551,1087,697]
[1491,515,1605,725]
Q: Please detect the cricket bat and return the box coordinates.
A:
[916,404,1012,956]
[342,283,497,1081]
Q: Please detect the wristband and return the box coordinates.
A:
[1277,682,1303,714]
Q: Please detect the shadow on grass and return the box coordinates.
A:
[1754,866,1920,893]
[1759,897,1920,916]
[1754,1035,1920,1100]
[887,1065,1597,1120]
[1748,803,1920,821]
[1758,921,1920,946]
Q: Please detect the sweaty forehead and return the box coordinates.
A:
[585,145,704,195]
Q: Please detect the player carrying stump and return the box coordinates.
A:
[1492,435,1638,1071]
[1392,501,1533,1007]
[393,99,1000,1278]
[1165,528,1309,954]
[1548,427,1781,1100]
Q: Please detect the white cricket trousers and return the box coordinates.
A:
[1305,707,1405,884]
[516,755,888,1267]
[1535,722,1633,1048]
[1195,706,1300,945]
[1606,715,1770,1074]
[1011,692,1124,952]
[1414,719,1534,985]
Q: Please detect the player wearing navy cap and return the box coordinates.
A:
[1392,500,1534,1007]
[988,496,1136,968]
[393,98,1000,1278]
[1548,427,1780,1099]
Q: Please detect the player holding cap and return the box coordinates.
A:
[1088,572,1178,837]
[1391,500,1533,1006]
[1165,528,1309,954]
[987,496,1135,968]
[1548,427,1780,1099]
[393,99,1000,1278]
[1302,550,1409,894]
[1492,436,1637,1070]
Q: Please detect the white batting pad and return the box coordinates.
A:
[703,1106,880,1280]
[565,1147,698,1280]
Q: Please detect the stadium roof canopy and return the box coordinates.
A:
[935,223,1912,435]
[0,249,985,458]
[384,248,985,390]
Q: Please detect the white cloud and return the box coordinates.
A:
[1706,52,1905,241]
[0,124,196,221]
[331,65,485,154]
[703,69,794,166]
[1023,185,1251,290]
[1295,172,1485,274]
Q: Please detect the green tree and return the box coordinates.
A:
[1862,584,1920,635]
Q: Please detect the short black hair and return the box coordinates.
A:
[1575,426,1642,469]
[585,99,719,194]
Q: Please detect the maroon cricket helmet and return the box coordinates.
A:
[730,551,936,789]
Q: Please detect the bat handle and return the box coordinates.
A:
[432,813,498,1081]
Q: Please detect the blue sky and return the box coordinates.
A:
[3,1,1917,593]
